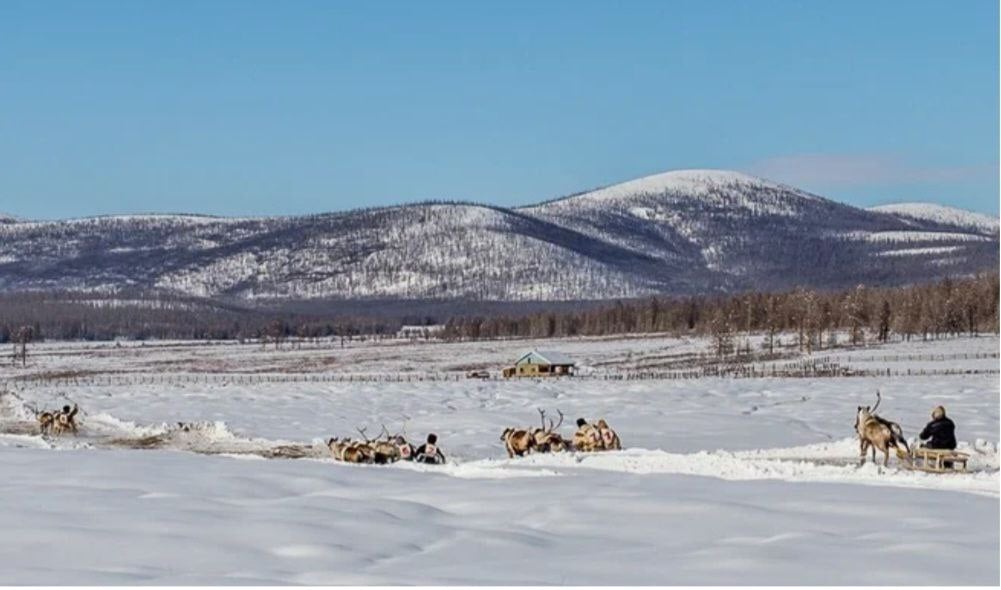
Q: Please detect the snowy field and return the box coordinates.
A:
[1,332,719,377]
[0,335,998,584]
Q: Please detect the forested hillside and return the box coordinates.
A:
[1,170,996,302]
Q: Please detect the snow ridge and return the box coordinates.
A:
[555,169,804,203]
[870,203,999,235]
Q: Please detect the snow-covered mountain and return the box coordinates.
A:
[868,203,999,235]
[0,170,996,302]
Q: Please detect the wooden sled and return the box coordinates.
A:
[903,447,970,473]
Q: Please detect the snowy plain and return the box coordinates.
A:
[0,334,998,584]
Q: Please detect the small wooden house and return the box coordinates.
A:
[503,350,576,378]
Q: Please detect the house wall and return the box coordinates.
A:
[513,363,573,377]
[516,363,548,376]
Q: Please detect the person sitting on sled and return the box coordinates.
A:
[919,406,957,450]
[572,418,602,452]
[415,433,446,465]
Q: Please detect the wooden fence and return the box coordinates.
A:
[3,362,997,390]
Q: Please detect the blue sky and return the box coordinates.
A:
[1,0,997,219]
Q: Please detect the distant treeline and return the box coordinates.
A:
[438,273,1000,351]
[0,274,997,346]
[0,291,394,343]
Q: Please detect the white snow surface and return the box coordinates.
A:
[531,168,816,217]
[876,245,964,257]
[844,229,993,243]
[870,203,1000,234]
[0,335,997,584]
[566,169,800,202]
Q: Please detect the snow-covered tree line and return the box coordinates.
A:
[0,274,995,345]
[438,273,1000,348]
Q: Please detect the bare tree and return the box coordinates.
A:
[709,306,734,358]
[843,285,868,346]
[764,295,782,354]
[877,298,892,343]
[15,325,33,367]
[267,319,285,350]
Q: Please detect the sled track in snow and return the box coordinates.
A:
[1,391,997,497]
[0,416,329,460]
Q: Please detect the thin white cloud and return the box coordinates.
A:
[744,154,997,188]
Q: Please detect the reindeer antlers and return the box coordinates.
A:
[398,414,411,440]
[872,390,882,413]
[356,426,375,443]
[549,409,565,432]
[537,408,564,432]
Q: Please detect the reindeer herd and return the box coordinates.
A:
[323,408,624,467]
[501,409,621,458]
[324,396,914,469]
[326,424,420,465]
[18,390,942,472]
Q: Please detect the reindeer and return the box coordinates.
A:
[855,391,910,467]
[354,426,398,463]
[22,399,55,435]
[595,418,621,451]
[346,439,375,463]
[533,408,569,453]
[369,424,415,464]
[36,409,56,435]
[501,427,536,458]
[341,440,374,464]
[327,420,416,465]
[326,436,350,460]
[327,434,374,464]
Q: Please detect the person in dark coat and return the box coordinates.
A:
[919,406,957,450]
[414,433,446,465]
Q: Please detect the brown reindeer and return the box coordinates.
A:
[353,427,391,463]
[327,436,349,460]
[36,410,56,435]
[327,436,374,464]
[341,441,374,464]
[855,392,909,467]
[533,409,569,453]
[368,424,415,464]
[328,422,415,465]
[501,427,536,458]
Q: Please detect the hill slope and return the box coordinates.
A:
[0,170,996,301]
[868,203,999,235]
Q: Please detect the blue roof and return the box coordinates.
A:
[515,350,575,366]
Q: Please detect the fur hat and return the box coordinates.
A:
[576,418,587,428]
[426,433,438,444]
[932,406,946,420]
